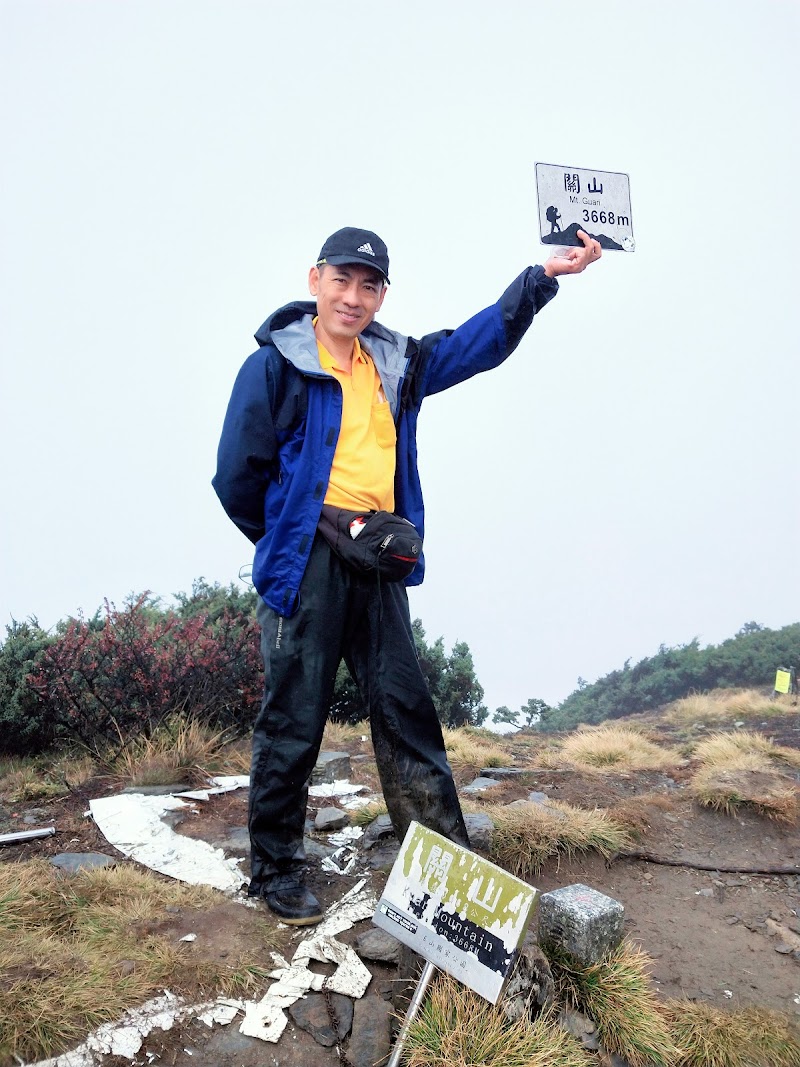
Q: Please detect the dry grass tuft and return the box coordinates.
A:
[556,725,681,772]
[323,719,371,748]
[0,751,98,803]
[105,716,236,785]
[689,766,799,823]
[550,939,682,1067]
[443,726,511,769]
[664,999,800,1067]
[486,799,633,876]
[0,860,272,1064]
[404,973,592,1067]
[351,799,388,826]
[667,688,794,726]
[691,730,800,770]
[687,729,800,821]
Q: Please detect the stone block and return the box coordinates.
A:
[538,883,624,965]
[315,806,350,831]
[349,993,392,1067]
[464,811,494,852]
[312,751,352,784]
[461,776,501,794]
[50,852,117,874]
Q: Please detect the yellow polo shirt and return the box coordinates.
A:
[318,336,396,512]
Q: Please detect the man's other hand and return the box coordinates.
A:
[543,229,602,278]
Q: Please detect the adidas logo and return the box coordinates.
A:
[356,242,375,256]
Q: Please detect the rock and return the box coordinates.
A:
[364,843,401,871]
[288,991,353,1047]
[697,888,714,898]
[303,836,337,860]
[479,767,525,779]
[349,993,392,1067]
[559,1007,600,1050]
[461,776,501,794]
[775,943,794,954]
[356,928,401,964]
[501,933,554,1022]
[528,791,550,803]
[539,884,625,966]
[218,827,250,853]
[50,852,117,874]
[464,812,494,852]
[315,806,349,832]
[312,752,352,784]
[362,814,396,850]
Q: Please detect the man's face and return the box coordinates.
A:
[308,263,387,345]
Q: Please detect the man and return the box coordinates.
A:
[213,226,601,925]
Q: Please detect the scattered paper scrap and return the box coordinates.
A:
[308,779,367,798]
[196,998,245,1027]
[175,775,250,802]
[89,793,244,892]
[28,991,185,1066]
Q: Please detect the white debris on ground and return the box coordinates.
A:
[40,788,380,1060]
[29,991,189,1066]
[308,779,367,799]
[238,878,377,1043]
[175,775,250,802]
[329,826,364,847]
[89,794,245,892]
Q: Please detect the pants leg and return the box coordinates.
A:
[248,535,349,895]
[345,579,470,850]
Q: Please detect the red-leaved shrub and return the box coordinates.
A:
[28,594,262,748]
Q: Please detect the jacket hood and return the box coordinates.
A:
[254,301,317,346]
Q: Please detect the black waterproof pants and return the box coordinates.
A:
[248,533,469,896]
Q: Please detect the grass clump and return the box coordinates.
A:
[105,715,237,785]
[351,799,388,826]
[688,730,799,822]
[443,726,511,769]
[0,859,272,1065]
[689,766,798,822]
[664,1000,800,1066]
[550,939,682,1067]
[486,800,633,877]
[404,973,591,1067]
[556,725,681,772]
[691,730,800,770]
[0,752,97,803]
[667,688,794,726]
[323,718,371,748]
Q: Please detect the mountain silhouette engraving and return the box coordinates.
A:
[542,221,624,251]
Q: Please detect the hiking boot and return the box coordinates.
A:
[264,885,324,926]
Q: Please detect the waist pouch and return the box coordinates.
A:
[317,505,422,582]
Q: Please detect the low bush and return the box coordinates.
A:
[25,592,262,752]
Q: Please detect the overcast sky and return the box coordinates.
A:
[2,1,798,716]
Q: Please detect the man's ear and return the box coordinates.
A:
[376,283,387,312]
[308,265,320,296]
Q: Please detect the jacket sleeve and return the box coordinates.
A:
[415,265,558,399]
[212,350,278,544]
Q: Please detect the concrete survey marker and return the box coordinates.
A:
[373,821,538,1003]
[535,161,634,251]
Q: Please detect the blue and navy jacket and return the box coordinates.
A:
[213,265,558,615]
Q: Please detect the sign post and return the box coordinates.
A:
[535,162,635,252]
[373,822,539,1064]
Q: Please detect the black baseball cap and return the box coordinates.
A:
[316,227,390,284]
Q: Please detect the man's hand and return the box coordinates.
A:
[543,229,602,278]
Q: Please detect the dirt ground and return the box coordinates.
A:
[2,715,800,1066]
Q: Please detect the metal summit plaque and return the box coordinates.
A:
[373,822,539,1003]
[535,162,635,251]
